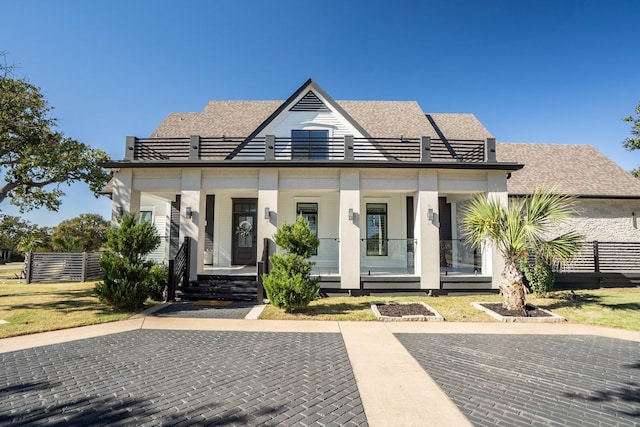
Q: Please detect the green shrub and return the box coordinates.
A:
[147,263,169,301]
[94,214,160,310]
[273,217,320,258]
[521,255,555,295]
[263,254,319,310]
[263,216,320,312]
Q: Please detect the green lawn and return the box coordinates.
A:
[0,280,150,339]
[260,288,640,331]
[0,262,23,281]
[1,278,638,339]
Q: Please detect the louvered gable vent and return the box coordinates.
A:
[289,91,330,112]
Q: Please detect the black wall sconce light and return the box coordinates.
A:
[348,208,354,221]
[264,207,270,219]
[186,207,193,219]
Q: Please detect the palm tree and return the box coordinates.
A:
[461,190,583,311]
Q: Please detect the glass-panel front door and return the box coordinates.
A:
[232,199,257,265]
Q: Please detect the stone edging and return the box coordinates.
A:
[471,302,566,323]
[371,302,444,322]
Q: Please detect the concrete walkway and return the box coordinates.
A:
[1,309,639,426]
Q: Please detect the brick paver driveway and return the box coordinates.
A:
[151,302,256,319]
[1,330,367,426]
[396,333,640,427]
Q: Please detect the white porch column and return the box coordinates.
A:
[416,170,440,289]
[180,169,201,280]
[486,171,508,289]
[339,169,360,289]
[110,169,140,225]
[257,169,279,263]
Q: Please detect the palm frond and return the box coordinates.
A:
[461,189,584,265]
[535,231,583,266]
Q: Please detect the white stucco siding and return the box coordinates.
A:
[438,171,489,193]
[132,170,181,192]
[279,169,340,190]
[360,170,418,191]
[202,169,259,189]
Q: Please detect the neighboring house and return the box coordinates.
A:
[102,79,640,292]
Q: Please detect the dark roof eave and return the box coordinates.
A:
[509,193,640,200]
[101,160,524,171]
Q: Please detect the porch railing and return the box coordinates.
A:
[312,238,340,275]
[126,135,494,163]
[360,239,416,276]
[440,239,482,275]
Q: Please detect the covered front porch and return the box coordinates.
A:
[199,232,489,293]
[111,168,505,295]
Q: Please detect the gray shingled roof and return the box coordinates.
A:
[152,101,282,138]
[427,113,494,140]
[497,142,640,197]
[338,101,434,138]
[151,100,493,141]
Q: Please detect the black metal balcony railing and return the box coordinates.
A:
[126,135,493,163]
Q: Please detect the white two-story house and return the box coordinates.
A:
[106,79,640,294]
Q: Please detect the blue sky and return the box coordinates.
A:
[1,0,639,227]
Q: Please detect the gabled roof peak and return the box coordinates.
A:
[243,78,372,140]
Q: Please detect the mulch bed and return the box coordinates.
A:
[375,303,436,317]
[480,303,553,318]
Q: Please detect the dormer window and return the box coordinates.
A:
[291,130,329,160]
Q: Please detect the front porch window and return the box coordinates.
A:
[366,203,387,256]
[139,210,153,223]
[297,202,318,256]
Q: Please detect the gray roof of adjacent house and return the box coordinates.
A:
[497,142,640,198]
[151,100,493,141]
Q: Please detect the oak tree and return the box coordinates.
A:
[50,213,109,252]
[0,53,110,212]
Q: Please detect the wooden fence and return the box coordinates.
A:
[557,241,640,273]
[25,252,102,284]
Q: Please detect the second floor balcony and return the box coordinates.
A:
[124,135,498,164]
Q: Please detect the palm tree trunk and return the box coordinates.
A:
[500,259,526,311]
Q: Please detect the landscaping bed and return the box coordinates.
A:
[371,302,443,321]
[472,302,565,323]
